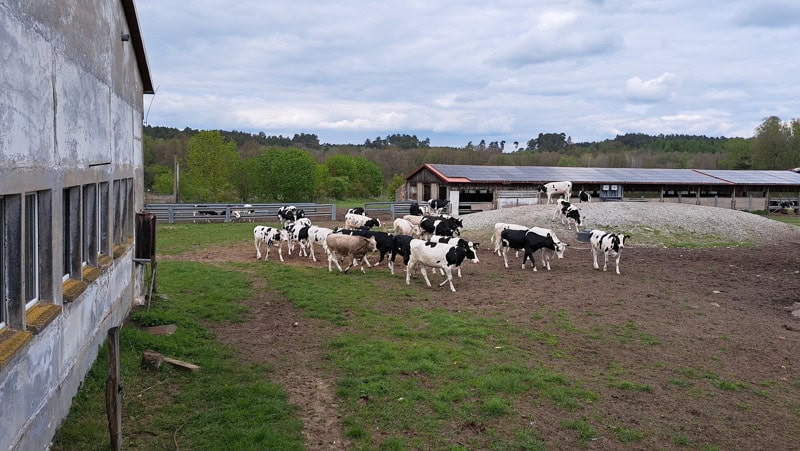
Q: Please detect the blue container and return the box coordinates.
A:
[576,230,592,242]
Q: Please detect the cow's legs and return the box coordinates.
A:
[419,266,432,287]
[255,238,262,259]
[329,253,344,272]
[592,248,599,270]
[614,254,621,275]
[438,267,456,292]
[501,247,510,269]
[525,248,537,271]
[602,252,609,272]
[405,260,414,284]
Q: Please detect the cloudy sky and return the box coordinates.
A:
[135,0,800,147]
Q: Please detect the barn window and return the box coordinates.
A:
[63,186,81,281]
[99,182,109,255]
[1,195,23,325]
[112,178,134,249]
[82,184,97,267]
[1,195,6,329]
[24,193,39,308]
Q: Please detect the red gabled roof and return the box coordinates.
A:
[405,163,471,183]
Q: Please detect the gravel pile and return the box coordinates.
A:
[459,202,800,246]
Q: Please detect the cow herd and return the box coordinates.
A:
[251,185,628,292]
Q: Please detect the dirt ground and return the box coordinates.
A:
[175,221,800,450]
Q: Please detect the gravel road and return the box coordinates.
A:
[459,201,800,246]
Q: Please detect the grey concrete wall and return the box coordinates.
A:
[0,0,146,449]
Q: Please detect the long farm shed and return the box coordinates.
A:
[403,164,800,215]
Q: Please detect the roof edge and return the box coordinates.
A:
[121,0,154,94]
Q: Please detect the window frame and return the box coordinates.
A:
[24,192,39,309]
[63,186,82,281]
[1,195,6,329]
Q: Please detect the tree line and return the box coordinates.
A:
[144,116,800,203]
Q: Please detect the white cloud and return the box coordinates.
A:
[136,0,800,145]
[624,73,679,103]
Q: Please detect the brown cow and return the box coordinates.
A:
[325,234,378,273]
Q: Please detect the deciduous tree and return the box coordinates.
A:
[185,131,238,201]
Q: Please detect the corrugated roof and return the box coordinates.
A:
[415,164,800,186]
[695,170,800,185]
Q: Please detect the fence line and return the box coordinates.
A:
[143,203,336,224]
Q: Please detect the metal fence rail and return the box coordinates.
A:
[364,201,418,219]
[143,203,337,224]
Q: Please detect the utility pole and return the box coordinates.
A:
[173,154,180,203]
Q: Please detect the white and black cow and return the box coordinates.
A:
[232,204,255,221]
[409,202,426,216]
[538,181,573,204]
[277,205,305,227]
[427,198,451,215]
[344,212,381,230]
[406,240,478,292]
[499,229,558,270]
[346,207,365,215]
[491,222,529,255]
[528,226,568,270]
[419,215,462,239]
[553,198,572,221]
[578,191,592,203]
[561,205,583,231]
[388,234,415,275]
[325,234,378,273]
[306,225,334,262]
[253,225,288,262]
[193,205,223,223]
[285,217,313,256]
[589,229,627,274]
[427,235,480,278]
[286,221,312,258]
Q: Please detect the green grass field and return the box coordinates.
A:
[53,218,799,449]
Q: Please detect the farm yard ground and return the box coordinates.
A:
[162,203,800,450]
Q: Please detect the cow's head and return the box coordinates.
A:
[366,236,378,252]
[554,241,568,258]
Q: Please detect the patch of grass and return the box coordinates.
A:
[609,425,645,443]
[52,261,303,450]
[672,433,692,446]
[562,418,596,441]
[157,222,261,255]
[716,379,747,391]
[482,397,511,417]
[736,401,751,410]
[608,379,653,392]
[757,213,800,226]
[668,377,692,388]
[605,362,652,392]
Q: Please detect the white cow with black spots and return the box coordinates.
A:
[589,229,627,274]
[405,240,478,292]
[539,181,573,204]
[253,226,288,262]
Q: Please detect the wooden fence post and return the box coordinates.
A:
[106,326,122,450]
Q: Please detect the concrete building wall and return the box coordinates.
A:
[0,1,148,449]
